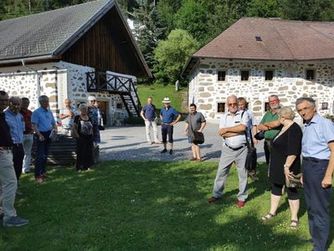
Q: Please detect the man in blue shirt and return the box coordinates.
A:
[160,97,181,154]
[32,95,57,183]
[5,97,25,182]
[140,96,160,144]
[296,97,334,251]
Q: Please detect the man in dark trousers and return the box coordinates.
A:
[0,91,28,227]
[160,97,181,155]
[4,97,25,182]
[296,97,334,251]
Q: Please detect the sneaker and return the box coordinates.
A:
[236,200,246,208]
[22,169,31,174]
[161,149,167,153]
[3,216,29,227]
[169,149,173,155]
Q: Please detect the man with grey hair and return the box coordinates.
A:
[0,91,29,227]
[32,95,57,183]
[4,97,25,182]
[296,97,334,251]
[208,95,250,208]
[258,95,281,167]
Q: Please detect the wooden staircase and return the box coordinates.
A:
[86,71,141,117]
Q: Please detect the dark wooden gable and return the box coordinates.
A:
[62,7,146,77]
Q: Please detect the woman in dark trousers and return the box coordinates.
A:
[261,107,302,229]
[72,104,94,171]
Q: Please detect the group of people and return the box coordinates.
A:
[141,96,206,159]
[0,91,104,227]
[141,93,334,250]
[1,90,334,251]
[205,94,333,251]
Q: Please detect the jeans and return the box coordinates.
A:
[34,131,51,177]
[22,134,33,172]
[0,149,17,221]
[144,120,159,142]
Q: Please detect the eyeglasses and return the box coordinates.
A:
[269,99,279,104]
[228,103,238,106]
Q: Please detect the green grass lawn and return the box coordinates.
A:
[137,84,186,112]
[1,161,332,250]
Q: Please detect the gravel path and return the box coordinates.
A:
[99,122,266,162]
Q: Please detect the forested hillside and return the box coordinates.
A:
[2,0,334,84]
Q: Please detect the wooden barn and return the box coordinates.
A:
[0,0,151,126]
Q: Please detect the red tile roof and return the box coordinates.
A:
[194,17,334,61]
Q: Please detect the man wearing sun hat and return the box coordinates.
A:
[160,97,181,155]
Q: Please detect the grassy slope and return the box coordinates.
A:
[1,161,329,250]
[137,84,187,112]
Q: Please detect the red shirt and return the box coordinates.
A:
[20,109,33,134]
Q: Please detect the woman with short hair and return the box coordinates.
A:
[261,107,302,229]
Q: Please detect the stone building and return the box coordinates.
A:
[0,0,151,126]
[182,17,334,123]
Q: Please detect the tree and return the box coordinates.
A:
[155,0,182,38]
[174,0,210,45]
[281,0,334,21]
[132,1,165,69]
[153,29,199,84]
[247,0,282,17]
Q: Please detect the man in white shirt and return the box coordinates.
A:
[208,95,250,208]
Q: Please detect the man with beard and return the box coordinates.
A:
[258,95,282,167]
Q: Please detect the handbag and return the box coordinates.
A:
[192,131,205,144]
[254,131,265,140]
[286,173,303,188]
[242,112,257,171]
[189,116,204,144]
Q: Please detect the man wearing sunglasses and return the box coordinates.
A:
[208,95,250,208]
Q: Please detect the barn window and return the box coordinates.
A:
[306,69,315,81]
[241,70,249,81]
[265,70,274,81]
[217,102,225,113]
[217,71,226,81]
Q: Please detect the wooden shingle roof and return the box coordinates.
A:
[0,0,151,77]
[0,0,112,60]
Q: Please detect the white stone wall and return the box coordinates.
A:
[0,61,139,126]
[0,63,59,116]
[188,59,334,123]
